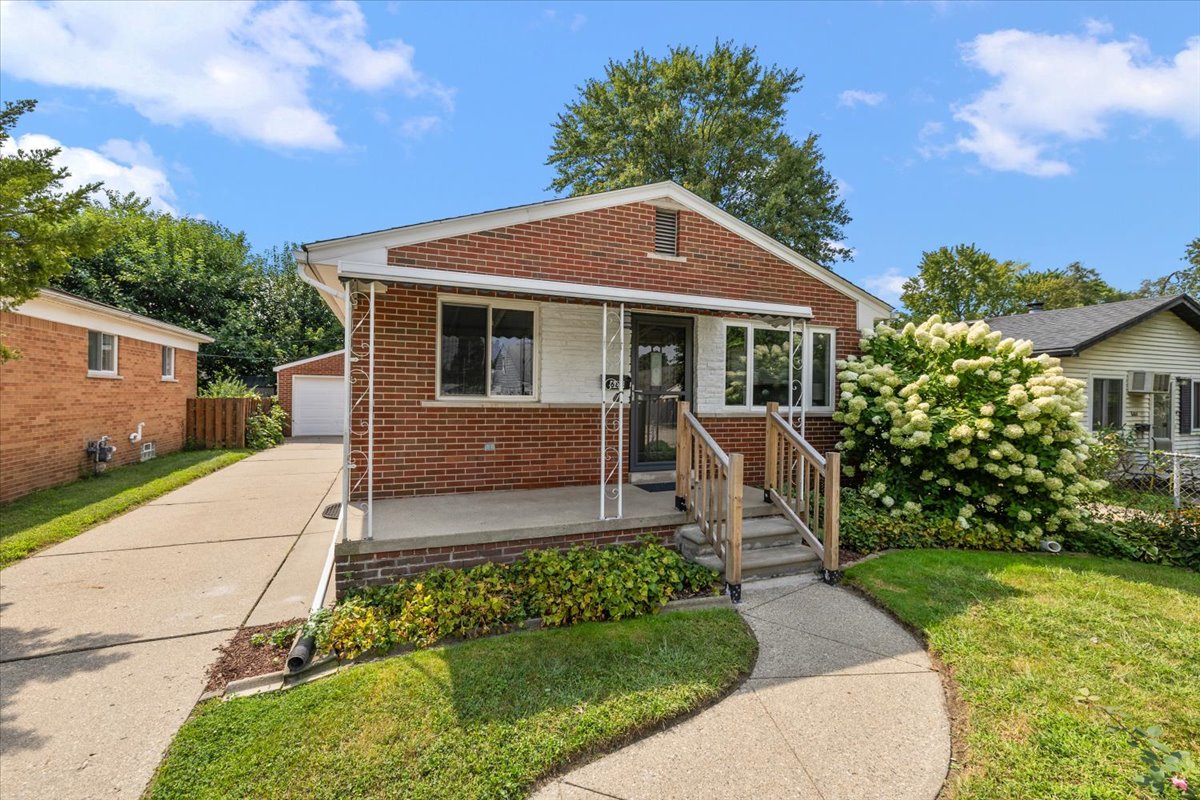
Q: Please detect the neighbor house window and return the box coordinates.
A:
[439,300,535,399]
[87,331,117,375]
[1091,377,1123,431]
[161,346,175,379]
[724,324,835,410]
[1192,381,1200,433]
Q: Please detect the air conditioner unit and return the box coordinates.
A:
[1128,372,1172,394]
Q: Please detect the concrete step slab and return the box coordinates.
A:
[693,543,820,581]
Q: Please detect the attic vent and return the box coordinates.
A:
[654,208,678,256]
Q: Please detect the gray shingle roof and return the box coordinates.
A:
[984,294,1200,356]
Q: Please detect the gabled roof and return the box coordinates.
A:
[296,181,892,317]
[985,294,1200,356]
[273,349,344,372]
[14,288,213,345]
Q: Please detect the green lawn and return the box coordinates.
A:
[147,609,756,800]
[0,449,250,567]
[846,550,1199,800]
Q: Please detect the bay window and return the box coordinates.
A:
[438,300,536,399]
[724,323,835,411]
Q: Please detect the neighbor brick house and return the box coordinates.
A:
[296,182,891,592]
[274,350,345,436]
[0,289,211,502]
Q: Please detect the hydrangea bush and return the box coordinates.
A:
[834,315,1105,548]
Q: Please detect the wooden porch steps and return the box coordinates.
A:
[677,515,821,581]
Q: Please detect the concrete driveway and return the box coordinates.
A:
[0,440,341,800]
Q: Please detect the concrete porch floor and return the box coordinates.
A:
[340,483,775,555]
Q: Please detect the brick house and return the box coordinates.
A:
[0,289,211,502]
[274,350,345,436]
[296,182,891,594]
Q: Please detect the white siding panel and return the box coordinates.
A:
[539,303,605,403]
[1061,311,1200,455]
[694,315,727,413]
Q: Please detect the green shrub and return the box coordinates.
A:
[840,488,1032,553]
[835,315,1104,546]
[245,400,287,450]
[199,374,257,398]
[1062,507,1200,570]
[317,540,720,659]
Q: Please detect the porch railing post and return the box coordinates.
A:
[822,451,841,581]
[675,401,690,511]
[765,401,779,503]
[726,452,744,602]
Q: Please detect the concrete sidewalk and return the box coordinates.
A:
[534,577,951,800]
[0,441,341,800]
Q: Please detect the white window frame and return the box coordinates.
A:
[722,321,836,413]
[87,330,119,377]
[1191,377,1200,434]
[161,345,176,380]
[435,295,540,402]
[1089,373,1125,431]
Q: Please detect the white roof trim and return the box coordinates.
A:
[11,290,213,350]
[273,349,345,372]
[338,261,813,319]
[300,181,891,314]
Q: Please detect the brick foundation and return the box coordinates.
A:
[335,524,676,593]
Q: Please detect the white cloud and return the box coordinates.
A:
[1083,18,1113,37]
[0,0,453,151]
[536,8,586,32]
[838,89,887,108]
[399,114,442,139]
[834,177,853,197]
[953,29,1200,176]
[864,268,910,304]
[1,132,177,213]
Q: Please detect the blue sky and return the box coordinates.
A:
[1,0,1198,305]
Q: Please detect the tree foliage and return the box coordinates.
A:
[900,244,1029,320]
[55,197,341,384]
[1016,262,1134,309]
[1139,236,1200,297]
[547,41,851,266]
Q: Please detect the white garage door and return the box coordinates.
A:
[292,376,344,436]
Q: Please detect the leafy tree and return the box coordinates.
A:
[1017,262,1134,310]
[246,243,342,368]
[1139,236,1200,297]
[0,99,109,359]
[900,244,1028,320]
[547,41,851,265]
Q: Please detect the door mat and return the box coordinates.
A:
[636,482,676,493]
[321,502,341,520]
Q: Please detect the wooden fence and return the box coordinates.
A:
[186,397,269,449]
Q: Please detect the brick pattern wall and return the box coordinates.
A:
[348,201,860,500]
[0,311,197,502]
[335,525,675,592]
[276,351,343,436]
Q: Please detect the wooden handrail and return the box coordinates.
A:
[675,401,744,596]
[764,402,841,578]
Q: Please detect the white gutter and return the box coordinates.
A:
[297,249,346,301]
[337,261,814,319]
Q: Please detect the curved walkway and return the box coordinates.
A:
[534,576,951,800]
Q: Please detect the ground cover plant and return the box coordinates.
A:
[148,609,755,800]
[846,550,1199,799]
[0,448,249,567]
[834,316,1104,549]
[315,539,720,658]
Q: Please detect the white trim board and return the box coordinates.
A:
[338,261,815,319]
[297,181,892,324]
[274,349,345,373]
[13,292,211,350]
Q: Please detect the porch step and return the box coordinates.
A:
[692,542,821,581]
[677,516,800,559]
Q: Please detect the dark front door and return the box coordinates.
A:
[630,315,693,469]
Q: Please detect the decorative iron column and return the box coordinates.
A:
[346,283,377,540]
[600,302,628,520]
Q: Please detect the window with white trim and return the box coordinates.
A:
[87,331,117,375]
[1091,377,1124,431]
[438,300,536,398]
[723,324,835,410]
[1192,380,1200,433]
[161,346,175,379]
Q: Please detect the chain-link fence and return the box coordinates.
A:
[1109,450,1200,508]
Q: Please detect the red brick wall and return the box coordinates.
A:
[349,201,859,500]
[335,525,675,592]
[276,351,343,436]
[0,311,198,502]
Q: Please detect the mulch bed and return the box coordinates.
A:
[205,619,304,693]
[838,547,867,567]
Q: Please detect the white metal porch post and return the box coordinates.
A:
[599,302,626,520]
[366,282,376,540]
[340,282,352,542]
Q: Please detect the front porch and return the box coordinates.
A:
[334,481,777,592]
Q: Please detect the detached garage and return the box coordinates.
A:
[274,351,344,436]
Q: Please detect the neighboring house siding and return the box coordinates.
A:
[352,212,858,501]
[0,311,198,502]
[1057,311,1200,455]
[276,352,344,436]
